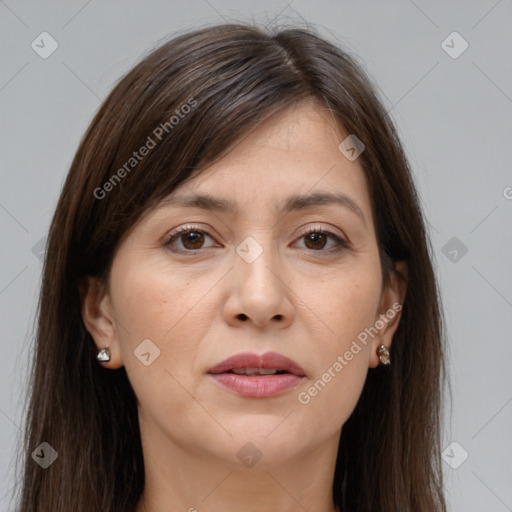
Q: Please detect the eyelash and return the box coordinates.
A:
[164,224,350,255]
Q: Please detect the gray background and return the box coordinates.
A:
[1,1,511,510]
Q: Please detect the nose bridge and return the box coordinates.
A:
[227,232,293,327]
[235,233,280,292]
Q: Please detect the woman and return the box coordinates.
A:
[15,22,447,511]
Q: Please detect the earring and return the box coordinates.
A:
[96,347,111,363]
[377,344,390,366]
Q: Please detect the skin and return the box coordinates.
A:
[81,97,407,512]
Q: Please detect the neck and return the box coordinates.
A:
[135,418,341,512]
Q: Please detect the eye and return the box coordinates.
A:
[293,226,349,253]
[164,224,349,254]
[164,225,218,252]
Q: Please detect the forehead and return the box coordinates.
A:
[159,99,373,221]
[195,98,349,174]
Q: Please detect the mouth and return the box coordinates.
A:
[207,351,306,398]
[225,368,290,375]
[207,351,306,376]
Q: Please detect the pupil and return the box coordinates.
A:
[305,232,326,250]
[183,232,204,249]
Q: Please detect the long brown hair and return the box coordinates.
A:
[13,21,447,511]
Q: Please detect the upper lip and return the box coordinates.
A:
[207,351,306,376]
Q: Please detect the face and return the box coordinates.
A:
[82,98,406,469]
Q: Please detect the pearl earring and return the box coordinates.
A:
[377,344,390,366]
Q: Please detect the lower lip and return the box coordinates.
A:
[208,373,304,398]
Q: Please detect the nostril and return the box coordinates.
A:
[238,313,248,321]
[274,314,282,320]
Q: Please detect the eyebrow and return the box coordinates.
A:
[160,191,367,228]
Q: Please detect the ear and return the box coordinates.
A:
[368,261,408,368]
[79,276,124,369]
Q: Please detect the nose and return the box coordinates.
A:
[222,241,294,329]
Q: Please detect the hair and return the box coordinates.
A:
[13,21,447,512]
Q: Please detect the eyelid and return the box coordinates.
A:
[293,224,350,251]
[163,222,350,253]
[295,223,347,241]
[163,223,217,245]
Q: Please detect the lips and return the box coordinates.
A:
[207,351,306,377]
[207,352,306,398]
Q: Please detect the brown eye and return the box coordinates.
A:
[180,231,205,250]
[165,227,217,252]
[304,232,328,250]
[294,227,349,253]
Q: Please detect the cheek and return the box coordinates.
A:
[299,259,382,352]
[297,350,369,440]
[292,260,381,427]
[109,256,214,382]
[111,254,214,342]
[108,258,217,431]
